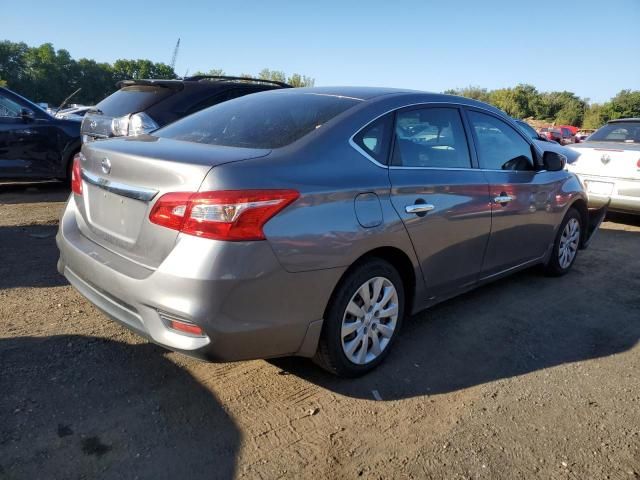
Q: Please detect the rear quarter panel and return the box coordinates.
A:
[197,104,426,303]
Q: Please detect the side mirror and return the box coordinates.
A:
[20,108,35,122]
[542,151,567,171]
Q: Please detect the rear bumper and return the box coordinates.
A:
[576,174,640,213]
[56,196,342,361]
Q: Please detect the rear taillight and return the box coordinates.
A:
[71,153,83,195]
[149,189,300,241]
[637,159,640,169]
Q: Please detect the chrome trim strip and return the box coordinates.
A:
[81,170,158,202]
[347,137,388,168]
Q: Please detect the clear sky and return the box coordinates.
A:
[2,0,639,103]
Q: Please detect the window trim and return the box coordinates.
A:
[462,106,542,172]
[349,101,525,170]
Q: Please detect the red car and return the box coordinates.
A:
[539,126,576,145]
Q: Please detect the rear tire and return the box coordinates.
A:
[544,208,582,276]
[314,258,405,377]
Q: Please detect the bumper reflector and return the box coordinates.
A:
[158,311,205,337]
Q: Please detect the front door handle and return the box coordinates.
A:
[493,193,513,205]
[405,204,435,214]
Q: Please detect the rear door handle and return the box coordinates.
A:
[405,204,435,214]
[493,194,513,205]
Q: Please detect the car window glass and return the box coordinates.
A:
[353,115,392,164]
[589,123,640,142]
[156,91,360,149]
[185,89,244,116]
[467,111,534,171]
[392,107,471,168]
[516,120,539,140]
[0,94,22,117]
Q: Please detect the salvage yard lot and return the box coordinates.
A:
[1,183,639,480]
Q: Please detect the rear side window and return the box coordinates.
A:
[96,85,175,117]
[392,107,471,168]
[156,92,361,149]
[467,111,534,171]
[353,114,392,164]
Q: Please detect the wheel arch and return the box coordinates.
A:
[569,197,589,247]
[61,138,82,180]
[324,246,417,321]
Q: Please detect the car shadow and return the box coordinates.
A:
[0,335,240,479]
[606,211,640,227]
[270,226,640,400]
[0,224,67,289]
[0,181,69,204]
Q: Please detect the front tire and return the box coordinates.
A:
[314,258,405,377]
[544,208,582,276]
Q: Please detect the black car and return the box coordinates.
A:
[81,76,291,142]
[0,86,81,180]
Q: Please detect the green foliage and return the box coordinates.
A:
[448,83,639,128]
[0,40,177,105]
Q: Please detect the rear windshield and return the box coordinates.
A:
[155,92,361,148]
[96,85,175,117]
[589,122,640,143]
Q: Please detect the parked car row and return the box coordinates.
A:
[56,86,608,376]
[0,77,290,182]
[3,77,632,376]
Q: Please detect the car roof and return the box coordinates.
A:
[608,118,640,123]
[262,86,508,114]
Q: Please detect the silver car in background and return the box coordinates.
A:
[567,118,640,214]
[57,87,605,377]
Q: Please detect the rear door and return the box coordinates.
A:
[387,105,492,300]
[465,108,561,276]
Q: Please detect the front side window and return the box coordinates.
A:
[467,111,534,171]
[392,107,471,168]
[0,94,22,118]
[353,114,392,163]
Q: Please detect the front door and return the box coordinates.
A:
[0,91,57,178]
[465,109,561,277]
[387,106,492,300]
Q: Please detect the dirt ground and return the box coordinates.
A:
[1,182,639,480]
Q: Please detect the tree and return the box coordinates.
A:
[582,104,608,129]
[444,86,490,103]
[607,90,640,119]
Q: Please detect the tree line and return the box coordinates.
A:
[0,41,315,107]
[444,85,640,129]
[1,40,638,128]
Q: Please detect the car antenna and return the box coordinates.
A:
[54,88,82,115]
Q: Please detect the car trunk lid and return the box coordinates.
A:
[75,136,270,268]
[568,142,640,180]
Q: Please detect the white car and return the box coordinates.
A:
[567,118,640,214]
